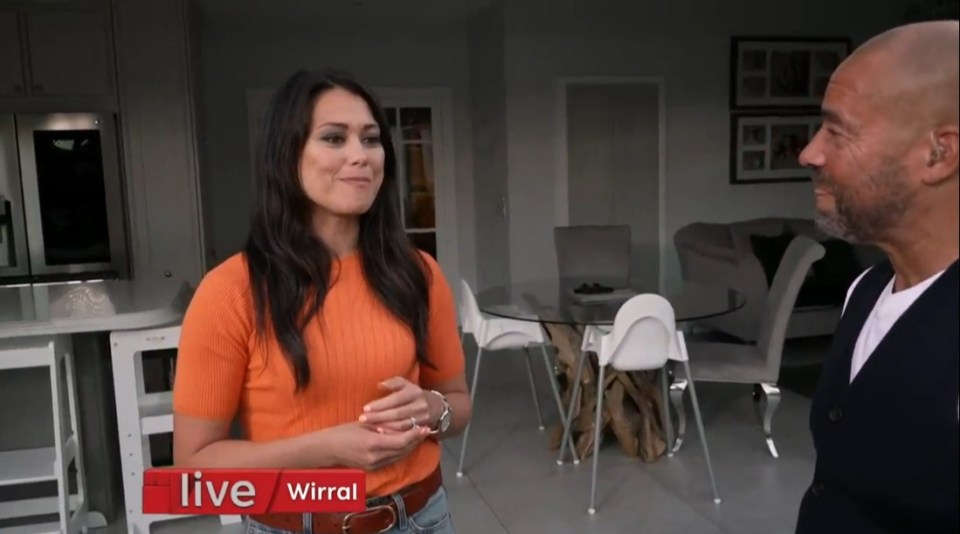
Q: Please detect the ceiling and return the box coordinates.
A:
[195,0,496,25]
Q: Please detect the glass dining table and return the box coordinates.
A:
[474,279,745,326]
[472,279,745,465]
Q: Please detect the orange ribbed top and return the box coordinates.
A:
[172,250,464,497]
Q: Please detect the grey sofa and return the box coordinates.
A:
[674,217,884,342]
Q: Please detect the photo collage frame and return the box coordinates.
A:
[728,36,850,184]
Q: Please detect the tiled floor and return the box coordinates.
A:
[88,338,823,534]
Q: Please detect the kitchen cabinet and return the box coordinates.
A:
[23,8,114,97]
[0,3,115,100]
[113,0,207,287]
[2,0,208,289]
[0,10,25,97]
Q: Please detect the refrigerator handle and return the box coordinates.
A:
[0,197,15,267]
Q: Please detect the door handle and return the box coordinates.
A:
[0,199,17,267]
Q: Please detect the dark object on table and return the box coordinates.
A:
[573,283,614,295]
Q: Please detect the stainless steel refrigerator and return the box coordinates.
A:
[0,112,128,285]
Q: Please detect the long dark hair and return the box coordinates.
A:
[244,69,431,391]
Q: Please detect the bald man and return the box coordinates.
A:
[795,20,959,534]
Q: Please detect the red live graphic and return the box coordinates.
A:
[142,469,366,514]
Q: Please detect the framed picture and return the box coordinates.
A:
[731,36,850,109]
[730,112,820,184]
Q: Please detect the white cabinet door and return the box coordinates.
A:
[114,0,205,287]
[23,8,113,97]
[0,10,26,98]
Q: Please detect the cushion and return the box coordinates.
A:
[730,219,787,252]
[813,239,862,281]
[750,232,796,285]
[796,239,863,307]
[750,233,863,308]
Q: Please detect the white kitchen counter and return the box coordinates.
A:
[0,279,193,339]
[0,278,195,529]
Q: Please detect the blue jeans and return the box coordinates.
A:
[244,486,455,534]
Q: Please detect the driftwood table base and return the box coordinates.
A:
[543,323,668,462]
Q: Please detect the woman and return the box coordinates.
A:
[172,69,471,534]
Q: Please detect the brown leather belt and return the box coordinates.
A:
[249,466,442,534]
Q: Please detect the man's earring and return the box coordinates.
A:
[929,144,945,165]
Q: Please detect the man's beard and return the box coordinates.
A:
[812,162,912,244]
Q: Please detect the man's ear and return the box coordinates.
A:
[923,126,959,185]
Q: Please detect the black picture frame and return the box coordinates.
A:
[730,111,821,185]
[730,36,850,109]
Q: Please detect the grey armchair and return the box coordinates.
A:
[669,235,826,458]
[673,218,883,341]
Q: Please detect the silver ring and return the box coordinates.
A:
[410,416,419,429]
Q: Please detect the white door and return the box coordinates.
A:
[558,79,666,293]
[378,89,459,289]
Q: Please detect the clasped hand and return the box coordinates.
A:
[334,377,435,471]
[360,377,434,433]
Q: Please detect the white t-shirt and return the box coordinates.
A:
[843,267,947,383]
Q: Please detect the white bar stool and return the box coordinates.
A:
[109,325,239,533]
[0,334,105,534]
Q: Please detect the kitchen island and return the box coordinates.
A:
[0,279,192,532]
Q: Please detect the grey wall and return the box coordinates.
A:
[466,0,510,290]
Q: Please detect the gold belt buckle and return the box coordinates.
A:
[341,504,397,534]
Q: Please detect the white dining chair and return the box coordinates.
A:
[560,294,721,514]
[456,280,574,476]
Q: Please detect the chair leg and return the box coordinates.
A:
[457,347,484,477]
[684,362,721,504]
[759,383,781,459]
[659,368,675,457]
[539,344,578,464]
[558,350,589,465]
[48,345,69,534]
[523,347,545,430]
[63,345,104,531]
[669,378,688,453]
[588,364,607,515]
